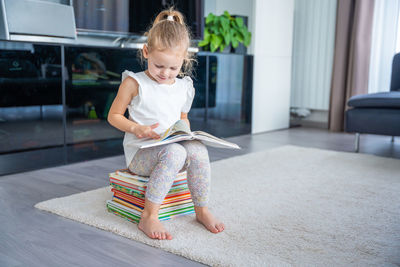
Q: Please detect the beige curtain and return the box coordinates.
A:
[328,0,375,131]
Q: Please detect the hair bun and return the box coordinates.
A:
[154,9,184,25]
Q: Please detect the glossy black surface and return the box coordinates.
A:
[0,41,253,175]
[64,46,146,163]
[65,46,141,143]
[190,52,253,137]
[0,43,64,157]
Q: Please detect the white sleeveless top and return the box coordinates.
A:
[121,70,195,167]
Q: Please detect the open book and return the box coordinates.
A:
[133,120,240,149]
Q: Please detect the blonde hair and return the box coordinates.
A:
[140,8,195,77]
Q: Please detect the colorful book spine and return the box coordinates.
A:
[106,200,195,223]
[106,169,194,223]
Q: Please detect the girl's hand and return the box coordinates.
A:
[133,123,160,139]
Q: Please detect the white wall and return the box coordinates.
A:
[204,0,216,18]
[204,0,294,134]
[251,0,294,134]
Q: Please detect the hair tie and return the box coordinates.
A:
[167,15,174,21]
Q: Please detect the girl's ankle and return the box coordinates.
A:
[194,206,209,215]
[141,210,159,219]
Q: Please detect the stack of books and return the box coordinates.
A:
[106,169,195,224]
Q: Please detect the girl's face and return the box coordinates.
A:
[143,45,185,85]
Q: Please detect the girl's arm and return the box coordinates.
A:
[181,112,190,129]
[108,76,160,139]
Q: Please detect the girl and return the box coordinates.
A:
[107,8,225,240]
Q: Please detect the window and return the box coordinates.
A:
[397,7,400,52]
[368,0,400,93]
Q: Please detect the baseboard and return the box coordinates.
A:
[290,109,328,129]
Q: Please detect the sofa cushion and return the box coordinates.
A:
[345,108,400,135]
[347,92,400,108]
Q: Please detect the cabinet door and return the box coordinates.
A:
[0,43,63,153]
[0,42,65,174]
[190,53,253,137]
[64,46,144,162]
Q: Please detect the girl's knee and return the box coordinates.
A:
[159,143,187,165]
[183,140,208,159]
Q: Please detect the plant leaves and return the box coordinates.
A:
[198,39,209,47]
[231,19,237,29]
[230,28,237,39]
[224,31,231,45]
[210,42,218,52]
[237,32,244,43]
[232,39,239,48]
[244,32,252,47]
[235,17,244,28]
[210,25,219,34]
[203,12,252,51]
[206,13,215,24]
[204,28,210,39]
[224,10,230,17]
[221,17,229,32]
[211,34,223,47]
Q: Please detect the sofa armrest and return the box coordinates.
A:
[348,92,400,108]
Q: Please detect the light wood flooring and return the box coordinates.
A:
[0,127,399,267]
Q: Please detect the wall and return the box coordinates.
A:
[204,0,294,134]
[251,0,294,134]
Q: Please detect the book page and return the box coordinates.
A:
[159,120,192,141]
[193,131,240,149]
[192,131,224,141]
[140,134,193,149]
[126,120,240,150]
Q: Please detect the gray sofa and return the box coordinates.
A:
[345,53,400,152]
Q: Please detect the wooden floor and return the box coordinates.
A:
[0,127,399,267]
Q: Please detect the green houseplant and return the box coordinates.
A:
[198,11,252,53]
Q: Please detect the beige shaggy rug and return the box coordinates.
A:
[35,145,400,266]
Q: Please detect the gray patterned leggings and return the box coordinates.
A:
[128,140,210,207]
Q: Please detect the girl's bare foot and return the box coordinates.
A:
[138,198,172,240]
[138,214,173,240]
[195,206,225,233]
